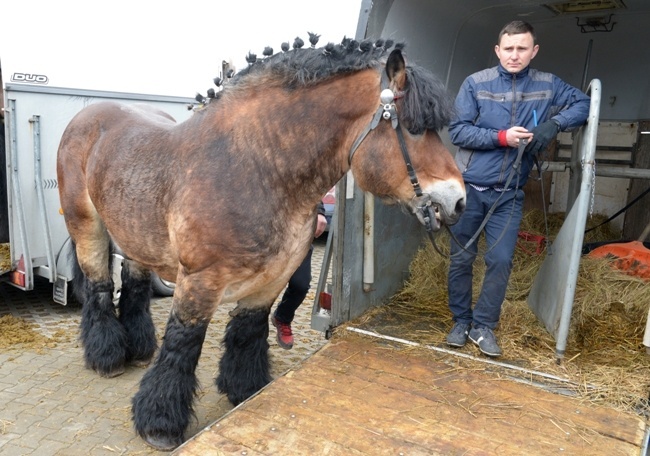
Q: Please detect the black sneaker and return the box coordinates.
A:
[446,322,470,348]
[469,326,502,357]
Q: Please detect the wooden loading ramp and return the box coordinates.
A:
[174,333,646,455]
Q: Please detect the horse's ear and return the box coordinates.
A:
[385,49,407,89]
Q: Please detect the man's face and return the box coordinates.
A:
[495,32,539,74]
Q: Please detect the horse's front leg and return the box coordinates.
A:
[216,305,273,405]
[131,282,214,451]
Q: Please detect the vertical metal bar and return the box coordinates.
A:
[581,39,593,93]
[7,99,34,289]
[554,79,601,359]
[31,115,57,282]
[354,0,374,40]
[527,80,601,362]
[362,192,374,291]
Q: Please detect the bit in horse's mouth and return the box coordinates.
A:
[413,201,442,231]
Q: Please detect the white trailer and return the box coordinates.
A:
[1,82,194,304]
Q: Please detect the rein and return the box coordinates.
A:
[445,139,529,258]
[346,72,532,259]
[348,73,443,253]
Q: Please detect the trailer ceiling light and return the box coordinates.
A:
[544,0,627,15]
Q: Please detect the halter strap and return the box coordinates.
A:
[347,70,440,237]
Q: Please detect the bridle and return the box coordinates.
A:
[348,71,447,255]
[346,70,532,259]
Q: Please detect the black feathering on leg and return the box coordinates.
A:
[117,263,157,365]
[79,281,128,378]
[132,312,208,451]
[216,307,272,405]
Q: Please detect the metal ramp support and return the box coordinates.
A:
[31,115,58,283]
[527,79,601,361]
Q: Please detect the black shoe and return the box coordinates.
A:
[446,322,470,348]
[469,326,502,357]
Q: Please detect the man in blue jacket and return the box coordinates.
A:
[445,20,590,357]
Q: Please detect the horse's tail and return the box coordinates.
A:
[69,240,115,305]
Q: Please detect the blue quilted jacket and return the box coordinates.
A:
[448,64,590,188]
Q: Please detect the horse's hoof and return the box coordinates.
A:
[142,433,182,451]
[97,366,125,378]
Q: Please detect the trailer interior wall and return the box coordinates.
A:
[371,0,650,226]
[328,0,650,329]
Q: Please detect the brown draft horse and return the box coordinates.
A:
[57,37,466,450]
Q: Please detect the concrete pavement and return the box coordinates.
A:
[0,239,329,455]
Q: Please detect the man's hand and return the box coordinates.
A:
[504,126,533,148]
[525,120,560,155]
[314,214,328,238]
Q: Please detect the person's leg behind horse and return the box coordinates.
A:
[447,187,483,347]
[117,259,157,366]
[470,188,524,356]
[272,246,313,349]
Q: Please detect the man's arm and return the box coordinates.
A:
[549,78,591,130]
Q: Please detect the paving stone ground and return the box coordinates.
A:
[0,238,330,455]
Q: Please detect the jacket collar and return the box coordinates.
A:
[497,63,530,80]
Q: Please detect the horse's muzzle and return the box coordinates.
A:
[412,192,465,231]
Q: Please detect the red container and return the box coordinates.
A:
[319,291,332,310]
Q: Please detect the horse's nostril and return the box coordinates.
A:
[455,198,466,215]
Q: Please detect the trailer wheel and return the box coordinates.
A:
[151,274,175,297]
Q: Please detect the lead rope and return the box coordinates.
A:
[533,156,553,254]
[446,139,528,258]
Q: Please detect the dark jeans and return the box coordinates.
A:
[447,186,524,330]
[274,245,313,324]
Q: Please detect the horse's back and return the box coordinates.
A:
[57,101,181,274]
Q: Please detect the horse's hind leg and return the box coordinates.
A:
[75,234,128,378]
[216,306,273,405]
[117,259,157,366]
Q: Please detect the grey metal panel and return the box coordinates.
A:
[527,79,602,360]
[5,84,194,105]
[4,85,194,291]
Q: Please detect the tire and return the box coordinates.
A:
[151,273,175,297]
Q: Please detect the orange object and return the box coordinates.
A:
[589,241,650,280]
[588,222,650,280]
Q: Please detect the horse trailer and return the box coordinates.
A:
[312,0,650,354]
[0,81,194,303]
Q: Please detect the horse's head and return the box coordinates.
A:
[348,48,466,231]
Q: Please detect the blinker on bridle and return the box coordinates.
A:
[348,71,443,250]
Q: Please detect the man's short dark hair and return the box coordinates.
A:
[498,20,536,45]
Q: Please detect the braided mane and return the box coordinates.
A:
[201,35,455,134]
[231,36,401,88]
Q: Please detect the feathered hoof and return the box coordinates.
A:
[142,432,183,451]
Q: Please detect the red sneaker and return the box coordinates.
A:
[271,315,294,350]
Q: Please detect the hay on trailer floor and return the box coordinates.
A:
[348,210,650,416]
